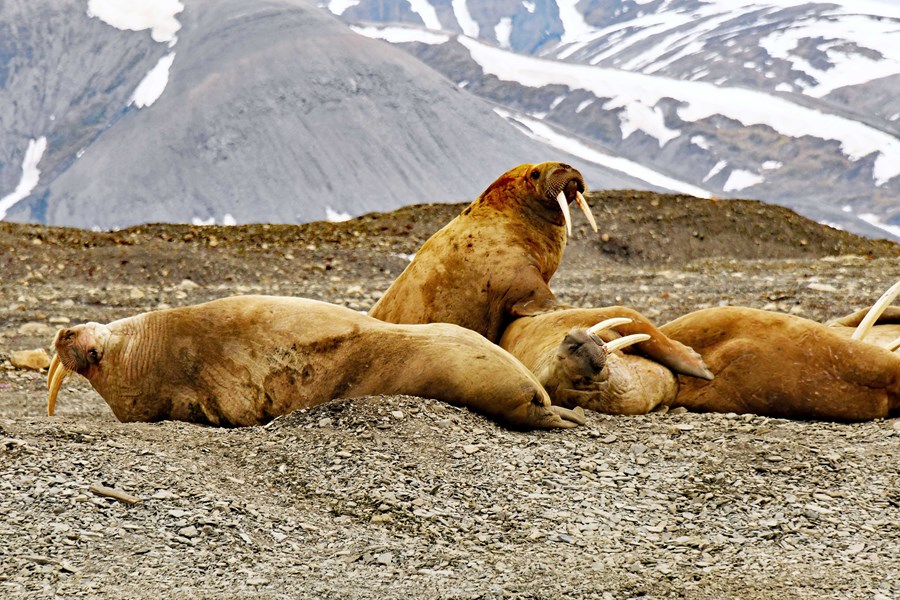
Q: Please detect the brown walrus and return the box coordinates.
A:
[500,307,711,415]
[46,295,585,429]
[369,162,597,343]
[503,281,900,421]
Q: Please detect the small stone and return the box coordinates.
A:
[807,283,837,292]
[178,526,199,538]
[48,316,70,324]
[669,407,688,415]
[462,444,480,455]
[390,410,404,420]
[9,349,50,371]
[376,552,393,566]
[129,288,145,300]
[246,576,269,586]
[177,279,200,290]
[892,421,900,432]
[16,322,53,336]
[318,418,333,428]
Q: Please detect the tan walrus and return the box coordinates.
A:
[503,280,900,421]
[46,295,585,429]
[369,162,597,343]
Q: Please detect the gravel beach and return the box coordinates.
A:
[2,192,899,599]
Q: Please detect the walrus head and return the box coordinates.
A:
[47,323,112,416]
[481,162,597,236]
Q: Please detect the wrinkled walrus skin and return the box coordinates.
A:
[660,307,900,421]
[47,296,584,429]
[369,162,586,343]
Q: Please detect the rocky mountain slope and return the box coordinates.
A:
[330,0,900,240]
[0,0,648,230]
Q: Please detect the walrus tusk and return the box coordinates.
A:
[47,355,72,417]
[588,317,633,335]
[888,336,900,352]
[851,279,900,341]
[604,333,651,354]
[556,191,573,236]
[575,191,598,233]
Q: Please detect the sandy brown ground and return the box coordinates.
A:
[1,191,899,599]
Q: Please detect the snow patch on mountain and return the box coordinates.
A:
[0,137,48,220]
[131,53,176,109]
[496,109,711,198]
[452,0,479,38]
[858,213,900,240]
[723,170,765,192]
[458,36,900,186]
[87,0,184,45]
[326,206,352,222]
[351,25,449,45]
[407,0,441,30]
[327,0,359,16]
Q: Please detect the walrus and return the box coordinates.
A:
[504,280,900,421]
[46,295,585,429]
[369,162,597,343]
[500,307,712,415]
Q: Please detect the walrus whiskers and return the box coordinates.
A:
[555,190,573,236]
[851,279,900,341]
[603,334,652,354]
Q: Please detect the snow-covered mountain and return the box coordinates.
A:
[0,0,654,229]
[329,0,900,240]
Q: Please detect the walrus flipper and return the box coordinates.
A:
[586,308,714,381]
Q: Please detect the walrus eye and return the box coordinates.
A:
[87,349,100,364]
[530,170,540,180]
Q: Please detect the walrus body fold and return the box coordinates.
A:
[48,296,584,429]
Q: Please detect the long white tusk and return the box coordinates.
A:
[588,317,633,335]
[47,354,59,390]
[887,336,900,352]
[47,356,72,417]
[556,191,573,237]
[604,333,651,354]
[851,279,900,341]
[575,191,598,232]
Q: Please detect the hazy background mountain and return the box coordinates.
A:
[328,0,900,241]
[0,0,655,230]
[1,0,898,240]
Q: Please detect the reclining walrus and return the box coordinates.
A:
[501,281,900,421]
[46,295,585,429]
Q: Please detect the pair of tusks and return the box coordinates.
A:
[849,279,900,352]
[587,317,651,354]
[556,190,598,236]
[47,354,73,417]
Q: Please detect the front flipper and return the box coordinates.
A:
[597,309,714,381]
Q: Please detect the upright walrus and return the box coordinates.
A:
[46,295,585,429]
[370,162,595,343]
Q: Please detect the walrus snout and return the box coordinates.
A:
[557,328,609,386]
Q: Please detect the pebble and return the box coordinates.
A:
[9,349,50,370]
